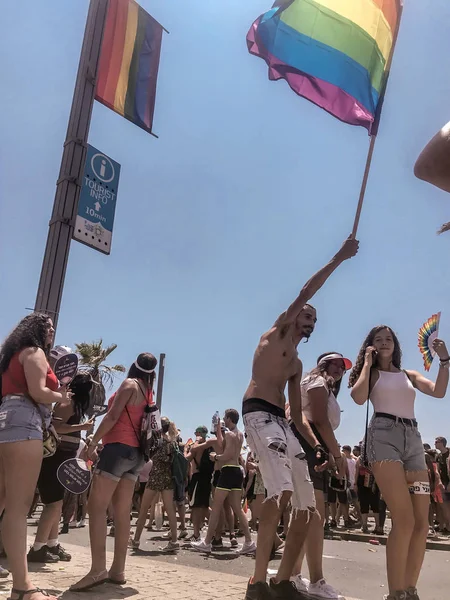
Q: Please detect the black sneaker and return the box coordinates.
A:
[48,544,71,561]
[60,523,69,535]
[269,578,308,600]
[211,537,223,548]
[27,546,60,563]
[245,580,273,600]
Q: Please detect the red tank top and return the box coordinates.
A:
[102,381,153,447]
[1,352,59,397]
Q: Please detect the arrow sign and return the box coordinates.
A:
[73,144,121,255]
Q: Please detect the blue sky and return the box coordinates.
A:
[1,0,450,446]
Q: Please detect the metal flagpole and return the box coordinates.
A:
[156,353,166,411]
[351,1,404,239]
[34,0,109,329]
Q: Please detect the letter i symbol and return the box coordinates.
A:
[100,160,106,178]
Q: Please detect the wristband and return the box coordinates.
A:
[439,357,450,363]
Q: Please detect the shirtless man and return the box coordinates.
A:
[242,236,358,600]
[187,426,215,541]
[414,121,450,232]
[191,409,256,555]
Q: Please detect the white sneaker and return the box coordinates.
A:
[77,519,86,528]
[162,531,171,539]
[190,539,212,553]
[308,579,345,599]
[240,540,257,555]
[290,574,310,594]
[0,565,9,579]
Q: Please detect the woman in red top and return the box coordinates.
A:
[70,352,157,592]
[0,313,71,600]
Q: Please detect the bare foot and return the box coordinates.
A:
[69,570,108,591]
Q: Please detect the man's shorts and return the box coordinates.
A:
[216,465,244,492]
[189,472,212,508]
[96,442,145,482]
[212,470,221,488]
[327,485,348,505]
[367,416,427,472]
[243,411,315,511]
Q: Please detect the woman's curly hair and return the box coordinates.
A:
[348,325,402,388]
[0,313,51,375]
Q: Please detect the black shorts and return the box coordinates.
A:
[189,472,212,508]
[212,470,221,488]
[327,486,348,505]
[216,466,244,492]
[291,423,327,492]
[38,444,78,505]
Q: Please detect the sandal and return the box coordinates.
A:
[69,571,108,592]
[108,574,127,585]
[8,588,56,600]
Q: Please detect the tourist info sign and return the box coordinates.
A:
[73,144,121,255]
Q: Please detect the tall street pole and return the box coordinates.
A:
[34,0,108,330]
[156,353,166,411]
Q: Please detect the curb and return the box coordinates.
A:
[326,530,450,551]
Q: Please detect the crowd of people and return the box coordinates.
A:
[0,237,449,600]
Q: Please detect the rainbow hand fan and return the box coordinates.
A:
[418,312,441,371]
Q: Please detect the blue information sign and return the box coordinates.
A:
[73,144,121,254]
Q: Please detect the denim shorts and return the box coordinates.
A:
[0,395,51,443]
[96,442,145,482]
[367,416,427,472]
[243,411,315,511]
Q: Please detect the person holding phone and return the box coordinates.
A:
[70,353,157,592]
[289,352,351,599]
[0,313,71,600]
[349,326,450,600]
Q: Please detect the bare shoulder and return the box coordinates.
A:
[119,378,138,390]
[259,321,293,346]
[20,347,44,362]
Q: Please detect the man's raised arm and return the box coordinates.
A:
[275,236,359,327]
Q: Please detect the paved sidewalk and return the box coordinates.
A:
[0,539,362,600]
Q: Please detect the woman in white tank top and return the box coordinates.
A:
[349,326,449,600]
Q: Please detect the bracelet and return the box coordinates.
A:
[439,357,450,363]
[440,361,450,369]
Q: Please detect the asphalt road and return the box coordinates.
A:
[28,519,450,600]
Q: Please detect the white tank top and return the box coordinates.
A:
[370,370,416,419]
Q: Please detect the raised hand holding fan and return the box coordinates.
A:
[418,312,441,371]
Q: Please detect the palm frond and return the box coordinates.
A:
[74,340,124,389]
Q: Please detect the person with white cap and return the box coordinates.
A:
[290,352,352,600]
[70,352,157,592]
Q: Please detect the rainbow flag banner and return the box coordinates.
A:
[95,0,164,135]
[247,0,402,133]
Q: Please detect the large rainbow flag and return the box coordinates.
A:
[247,0,402,133]
[95,0,164,135]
